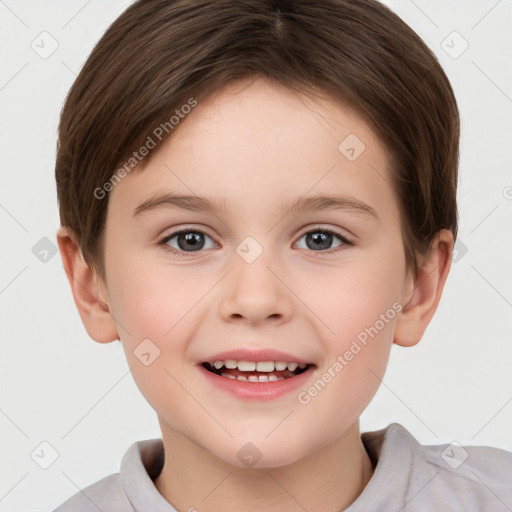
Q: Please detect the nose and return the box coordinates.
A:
[218,248,295,326]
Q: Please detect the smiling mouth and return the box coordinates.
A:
[201,360,313,382]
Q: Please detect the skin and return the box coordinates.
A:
[57,77,453,511]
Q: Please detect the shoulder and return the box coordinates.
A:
[52,438,165,512]
[53,472,134,512]
[417,429,512,507]
[388,423,512,509]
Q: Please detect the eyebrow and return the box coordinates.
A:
[133,192,378,220]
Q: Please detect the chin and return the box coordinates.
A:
[209,438,311,470]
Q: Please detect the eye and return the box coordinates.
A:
[158,226,352,258]
[158,229,217,257]
[294,228,352,254]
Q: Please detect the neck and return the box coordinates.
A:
[154,420,374,512]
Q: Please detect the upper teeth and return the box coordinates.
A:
[212,360,307,372]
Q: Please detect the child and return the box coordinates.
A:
[53,0,512,510]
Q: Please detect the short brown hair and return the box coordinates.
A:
[55,0,459,282]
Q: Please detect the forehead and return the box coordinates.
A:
[108,77,397,224]
[172,77,386,164]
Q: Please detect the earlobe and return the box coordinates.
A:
[56,226,119,344]
[393,229,453,347]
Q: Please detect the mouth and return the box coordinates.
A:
[201,359,313,382]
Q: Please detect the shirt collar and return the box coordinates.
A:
[120,437,177,511]
[120,423,424,511]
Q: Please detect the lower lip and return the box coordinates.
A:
[197,364,315,401]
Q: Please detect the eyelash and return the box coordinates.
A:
[157,226,353,258]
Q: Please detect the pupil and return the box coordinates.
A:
[307,232,331,250]
[178,232,204,251]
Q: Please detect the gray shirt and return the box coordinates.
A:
[53,423,512,511]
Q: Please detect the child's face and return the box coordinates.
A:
[100,77,413,466]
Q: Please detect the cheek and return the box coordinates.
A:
[295,283,397,441]
[297,246,403,403]
[105,262,210,403]
[106,265,205,424]
[307,252,403,345]
[107,259,208,344]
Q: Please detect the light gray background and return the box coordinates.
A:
[1,1,511,510]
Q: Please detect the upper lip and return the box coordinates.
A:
[200,349,314,365]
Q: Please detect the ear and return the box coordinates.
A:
[394,229,453,347]
[56,226,119,343]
